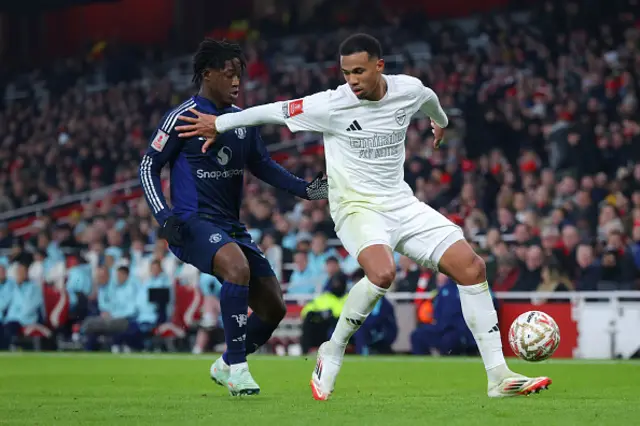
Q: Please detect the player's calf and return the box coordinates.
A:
[212,244,259,391]
[437,238,543,390]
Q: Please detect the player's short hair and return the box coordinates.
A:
[192,38,246,86]
[339,33,382,59]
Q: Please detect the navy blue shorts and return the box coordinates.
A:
[169,216,275,279]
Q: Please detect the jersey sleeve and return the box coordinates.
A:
[139,113,184,226]
[281,90,332,133]
[417,86,449,128]
[247,127,309,199]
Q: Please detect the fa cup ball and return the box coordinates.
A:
[509,311,560,362]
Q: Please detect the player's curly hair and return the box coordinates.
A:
[339,33,383,59]
[192,38,246,86]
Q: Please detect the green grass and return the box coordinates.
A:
[0,353,639,426]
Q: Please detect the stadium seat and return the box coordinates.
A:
[154,281,203,344]
[21,284,69,350]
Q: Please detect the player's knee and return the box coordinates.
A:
[368,265,396,288]
[221,262,251,285]
[459,254,486,285]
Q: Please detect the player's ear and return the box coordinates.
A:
[202,68,211,82]
[376,58,385,73]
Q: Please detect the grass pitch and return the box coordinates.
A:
[0,353,639,426]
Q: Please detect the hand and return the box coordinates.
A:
[158,215,186,247]
[305,172,329,200]
[431,120,445,149]
[175,108,218,153]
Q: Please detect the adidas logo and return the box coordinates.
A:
[346,317,363,326]
[346,120,362,131]
[488,324,499,333]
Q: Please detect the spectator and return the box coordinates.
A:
[0,265,16,349]
[260,231,283,282]
[3,262,43,348]
[411,273,476,356]
[65,253,93,321]
[135,260,171,350]
[394,255,421,293]
[492,253,520,292]
[307,232,338,276]
[575,244,602,291]
[555,225,581,279]
[287,251,323,296]
[352,296,398,355]
[300,267,348,354]
[514,246,544,291]
[193,273,223,355]
[82,265,138,352]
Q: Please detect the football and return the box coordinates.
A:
[508,311,561,362]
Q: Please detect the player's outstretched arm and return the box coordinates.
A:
[247,129,328,200]
[175,91,332,153]
[418,87,448,148]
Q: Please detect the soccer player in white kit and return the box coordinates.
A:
[175,33,551,400]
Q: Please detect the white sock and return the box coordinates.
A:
[329,276,387,354]
[230,362,248,373]
[457,282,508,382]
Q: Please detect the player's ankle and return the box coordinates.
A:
[486,363,510,382]
[230,362,249,373]
[328,338,347,354]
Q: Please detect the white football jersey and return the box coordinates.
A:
[281,74,446,219]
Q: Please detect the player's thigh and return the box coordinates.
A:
[395,202,465,271]
[335,208,392,261]
[175,219,250,283]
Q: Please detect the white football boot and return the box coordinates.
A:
[209,356,230,389]
[227,364,260,396]
[310,341,344,401]
[488,372,552,398]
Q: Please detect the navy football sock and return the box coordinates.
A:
[223,314,279,364]
[245,314,279,355]
[219,281,249,365]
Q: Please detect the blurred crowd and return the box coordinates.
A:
[1,0,640,352]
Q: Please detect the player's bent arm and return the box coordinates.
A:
[419,87,448,128]
[139,125,183,226]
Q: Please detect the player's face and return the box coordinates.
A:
[204,58,241,106]
[340,52,384,99]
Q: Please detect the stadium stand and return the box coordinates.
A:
[0,0,639,353]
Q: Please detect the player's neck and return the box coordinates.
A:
[364,77,387,102]
[197,89,230,110]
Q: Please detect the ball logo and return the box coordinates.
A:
[235,127,247,139]
[395,108,406,126]
[209,233,222,244]
[216,146,232,166]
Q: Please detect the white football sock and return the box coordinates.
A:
[457,282,508,382]
[329,276,387,354]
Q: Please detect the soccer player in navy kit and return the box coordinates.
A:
[139,39,328,396]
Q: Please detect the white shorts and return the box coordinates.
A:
[334,198,464,271]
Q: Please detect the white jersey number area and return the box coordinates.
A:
[281,74,437,214]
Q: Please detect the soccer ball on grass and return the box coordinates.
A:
[508,310,560,362]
